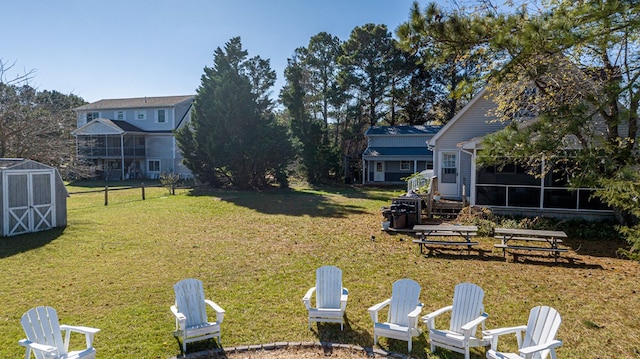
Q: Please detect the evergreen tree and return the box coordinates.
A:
[397,2,491,123]
[176,37,294,189]
[281,51,339,183]
[340,23,396,127]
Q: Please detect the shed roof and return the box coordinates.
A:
[0,158,28,169]
[75,95,194,111]
[365,125,442,136]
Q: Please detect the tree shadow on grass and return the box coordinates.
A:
[0,227,65,259]
[413,246,605,269]
[188,186,370,218]
[311,315,429,357]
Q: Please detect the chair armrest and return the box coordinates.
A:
[60,324,101,335]
[368,298,391,323]
[303,287,316,309]
[18,339,58,354]
[460,312,489,336]
[519,340,563,356]
[482,325,527,350]
[205,299,226,323]
[483,325,527,337]
[170,305,187,327]
[340,288,349,310]
[60,324,100,348]
[408,303,424,330]
[421,305,452,330]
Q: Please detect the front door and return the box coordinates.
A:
[439,151,459,198]
[3,170,55,236]
[373,161,385,182]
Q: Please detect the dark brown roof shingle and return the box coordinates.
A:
[75,95,194,111]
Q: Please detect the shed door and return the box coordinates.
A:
[3,170,55,236]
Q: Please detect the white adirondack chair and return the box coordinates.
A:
[423,282,489,359]
[484,306,562,359]
[19,306,100,359]
[302,265,349,330]
[368,278,423,352]
[170,278,226,353]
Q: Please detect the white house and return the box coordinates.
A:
[362,125,442,184]
[72,95,194,180]
[428,88,613,219]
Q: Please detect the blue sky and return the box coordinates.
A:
[2,0,453,103]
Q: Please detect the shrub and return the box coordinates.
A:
[456,206,495,236]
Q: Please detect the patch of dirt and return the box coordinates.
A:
[225,348,374,358]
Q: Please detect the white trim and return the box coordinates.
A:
[156,109,167,123]
[134,110,147,121]
[438,150,460,198]
[147,159,161,174]
[115,110,125,120]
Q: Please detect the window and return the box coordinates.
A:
[134,110,146,120]
[115,110,125,120]
[400,161,411,171]
[441,152,457,183]
[148,160,160,172]
[86,112,99,121]
[156,109,166,123]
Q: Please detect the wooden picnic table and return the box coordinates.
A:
[412,224,479,254]
[493,227,568,263]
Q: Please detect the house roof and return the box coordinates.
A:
[108,120,146,132]
[363,146,433,157]
[365,125,442,136]
[72,118,151,136]
[74,95,194,111]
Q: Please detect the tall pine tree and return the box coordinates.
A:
[176,37,293,189]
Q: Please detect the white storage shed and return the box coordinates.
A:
[0,159,68,237]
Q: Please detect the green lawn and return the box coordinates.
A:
[1,183,638,358]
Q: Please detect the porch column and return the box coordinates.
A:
[470,149,477,206]
[120,134,125,180]
[361,158,366,185]
[540,157,546,209]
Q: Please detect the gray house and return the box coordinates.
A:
[0,159,68,237]
[428,88,613,219]
[362,125,442,184]
[72,95,194,180]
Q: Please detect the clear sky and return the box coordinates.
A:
[2,0,452,103]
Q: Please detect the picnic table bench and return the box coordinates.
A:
[493,227,568,263]
[412,225,479,254]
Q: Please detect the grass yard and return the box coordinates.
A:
[0,182,638,358]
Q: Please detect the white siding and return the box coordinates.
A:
[433,95,507,198]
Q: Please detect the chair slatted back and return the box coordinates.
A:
[523,306,562,359]
[450,282,485,333]
[316,266,342,309]
[174,278,208,328]
[388,279,421,327]
[21,306,66,359]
